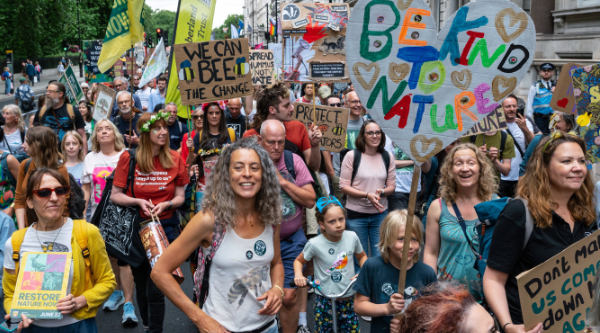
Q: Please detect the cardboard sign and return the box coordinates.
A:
[346,0,536,164]
[249,50,276,85]
[174,38,253,105]
[517,229,600,333]
[58,74,77,104]
[550,63,584,115]
[93,84,116,122]
[281,3,349,82]
[268,43,284,81]
[462,107,508,136]
[292,102,349,152]
[572,64,600,162]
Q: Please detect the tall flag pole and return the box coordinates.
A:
[166,0,217,120]
[97,0,146,73]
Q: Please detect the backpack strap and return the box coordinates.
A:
[178,122,183,135]
[125,149,137,195]
[228,128,235,142]
[516,197,534,249]
[381,150,390,173]
[19,129,25,144]
[38,105,47,119]
[283,150,296,181]
[66,104,76,131]
[350,149,361,185]
[505,129,524,157]
[500,131,507,155]
[72,219,91,277]
[10,228,28,274]
[451,202,480,259]
[0,152,16,189]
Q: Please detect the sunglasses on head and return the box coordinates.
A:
[329,103,342,107]
[32,186,70,198]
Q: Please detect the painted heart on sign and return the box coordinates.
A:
[346,0,535,164]
[557,98,569,109]
[353,62,381,90]
[389,63,411,83]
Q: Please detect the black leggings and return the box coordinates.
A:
[131,260,165,333]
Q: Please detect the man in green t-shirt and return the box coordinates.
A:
[461,130,515,177]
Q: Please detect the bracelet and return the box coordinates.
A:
[272,285,284,299]
[168,201,173,209]
[503,323,512,332]
[365,192,369,199]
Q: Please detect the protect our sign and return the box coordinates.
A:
[293,102,349,152]
[346,0,535,164]
[174,38,252,105]
[462,107,507,137]
[517,229,600,333]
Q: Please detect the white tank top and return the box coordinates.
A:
[202,225,275,332]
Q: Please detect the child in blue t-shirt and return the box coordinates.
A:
[353,209,437,333]
[293,196,367,333]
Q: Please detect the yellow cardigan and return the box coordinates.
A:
[2,221,116,320]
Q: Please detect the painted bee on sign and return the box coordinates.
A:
[332,123,345,136]
[227,265,270,308]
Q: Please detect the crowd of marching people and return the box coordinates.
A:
[0,61,599,333]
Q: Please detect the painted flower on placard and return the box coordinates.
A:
[574,88,582,96]
[594,136,600,145]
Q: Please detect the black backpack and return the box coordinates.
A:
[339,148,391,185]
[20,97,35,112]
[25,159,87,219]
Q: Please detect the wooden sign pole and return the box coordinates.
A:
[394,165,421,320]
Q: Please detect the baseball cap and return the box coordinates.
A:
[318,85,331,100]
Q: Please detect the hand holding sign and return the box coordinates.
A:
[346,0,535,164]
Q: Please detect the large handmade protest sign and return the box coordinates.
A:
[93,84,116,122]
[282,3,349,82]
[249,50,276,85]
[572,63,600,162]
[293,102,349,152]
[462,107,507,136]
[517,230,600,333]
[550,63,584,115]
[268,43,284,81]
[346,0,535,164]
[83,40,114,83]
[174,38,252,105]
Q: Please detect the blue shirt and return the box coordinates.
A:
[15,84,34,104]
[26,64,35,76]
[353,257,437,333]
[518,134,543,177]
[147,91,166,113]
[167,121,189,151]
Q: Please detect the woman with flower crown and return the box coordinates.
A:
[111,111,190,333]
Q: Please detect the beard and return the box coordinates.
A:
[45,96,60,109]
[120,106,131,114]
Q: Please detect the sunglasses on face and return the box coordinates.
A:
[32,186,70,198]
[329,103,342,107]
[193,115,204,119]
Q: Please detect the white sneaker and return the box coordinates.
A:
[361,316,372,322]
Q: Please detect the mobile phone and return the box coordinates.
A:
[0,319,18,332]
[517,108,525,117]
[125,130,132,136]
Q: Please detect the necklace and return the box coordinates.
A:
[34,218,66,252]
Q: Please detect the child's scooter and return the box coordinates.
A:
[290,276,357,333]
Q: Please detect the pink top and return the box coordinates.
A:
[339,150,396,214]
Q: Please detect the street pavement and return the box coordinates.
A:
[95,262,372,333]
[0,68,85,124]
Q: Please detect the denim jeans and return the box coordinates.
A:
[22,318,98,332]
[346,210,388,274]
[131,260,165,333]
[4,80,10,94]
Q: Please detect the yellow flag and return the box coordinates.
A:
[166,0,217,119]
[97,0,146,74]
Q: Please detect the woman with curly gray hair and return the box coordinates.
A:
[152,137,284,333]
[423,143,499,304]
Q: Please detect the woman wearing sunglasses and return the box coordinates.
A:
[181,107,203,165]
[111,111,189,333]
[484,132,594,333]
[14,126,70,229]
[3,168,116,333]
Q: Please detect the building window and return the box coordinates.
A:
[578,0,600,7]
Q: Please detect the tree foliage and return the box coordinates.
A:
[0,0,113,58]
[143,6,176,45]
[213,14,244,40]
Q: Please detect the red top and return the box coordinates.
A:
[113,150,190,220]
[181,130,198,162]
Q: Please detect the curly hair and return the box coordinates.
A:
[201,137,282,228]
[398,282,478,333]
[438,143,498,203]
[518,131,596,228]
[252,83,290,131]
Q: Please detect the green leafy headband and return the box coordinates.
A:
[141,111,170,133]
